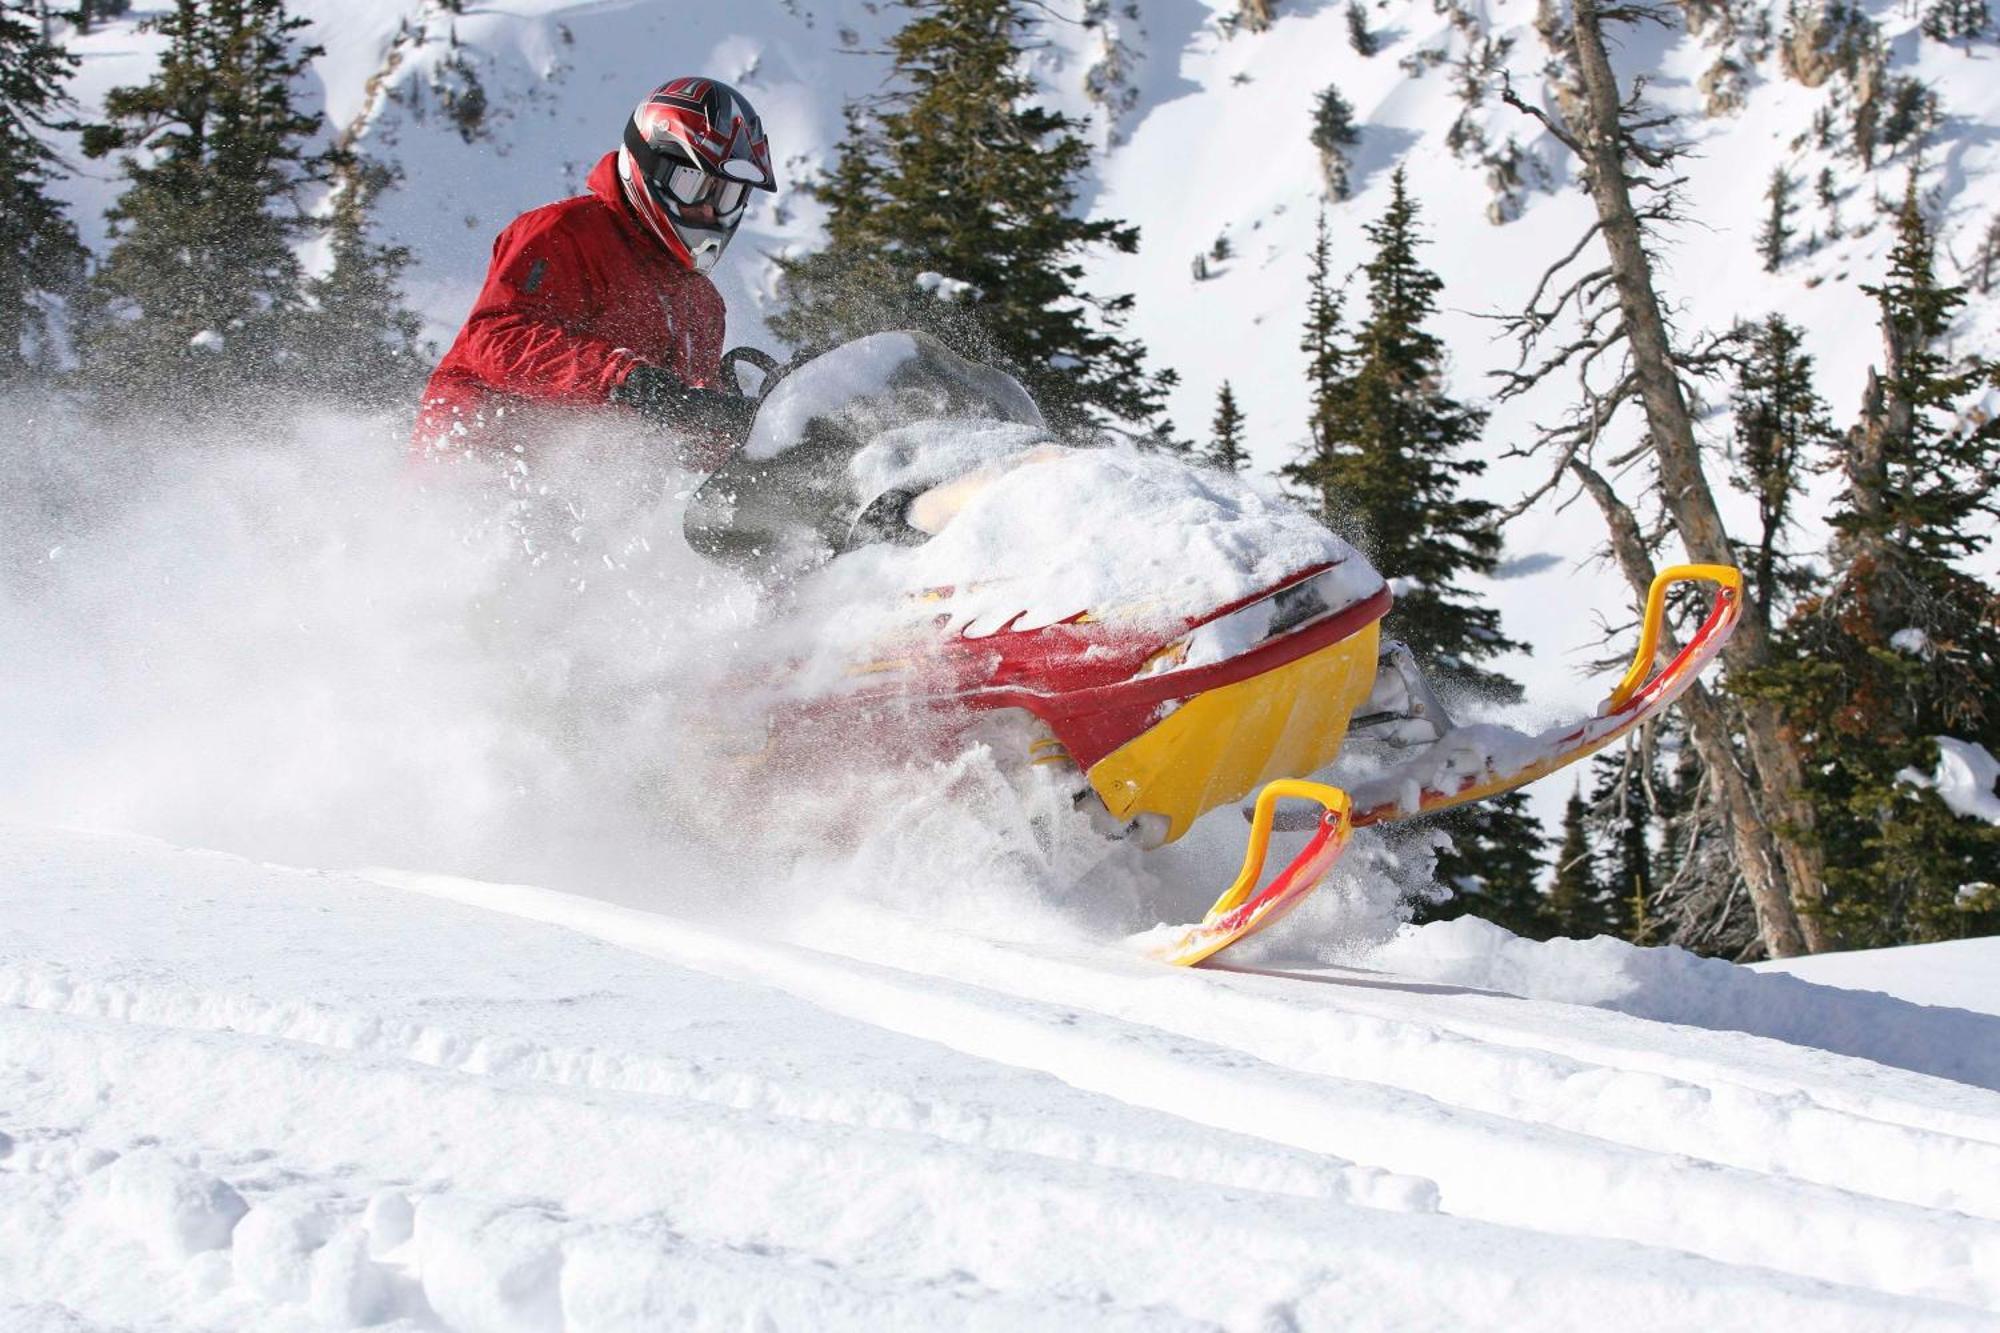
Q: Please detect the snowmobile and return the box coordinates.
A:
[687,332,1742,965]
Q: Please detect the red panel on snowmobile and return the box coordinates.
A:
[956,579,1392,771]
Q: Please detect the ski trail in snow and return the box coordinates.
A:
[358,867,2000,1312]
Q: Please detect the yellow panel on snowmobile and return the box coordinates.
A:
[1086,622,1381,844]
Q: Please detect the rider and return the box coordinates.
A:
[412,77,776,464]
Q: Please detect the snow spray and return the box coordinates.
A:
[0,395,1418,954]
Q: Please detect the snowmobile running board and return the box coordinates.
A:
[1148,564,1743,967]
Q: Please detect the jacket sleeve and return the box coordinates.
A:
[453,211,644,403]
[683,279,726,391]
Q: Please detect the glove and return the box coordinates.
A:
[610,364,756,441]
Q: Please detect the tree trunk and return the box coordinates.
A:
[1571,462,1811,957]
[1566,0,1825,954]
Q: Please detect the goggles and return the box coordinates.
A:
[659,160,749,219]
[625,120,752,229]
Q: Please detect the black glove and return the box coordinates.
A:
[611,364,756,441]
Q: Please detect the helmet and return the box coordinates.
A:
[617,77,776,274]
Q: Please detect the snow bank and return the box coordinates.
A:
[1753,936,2000,1018]
[1363,916,2000,1092]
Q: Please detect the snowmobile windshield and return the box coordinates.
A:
[686,332,1048,577]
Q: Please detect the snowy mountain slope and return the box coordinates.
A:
[5,822,2000,1330]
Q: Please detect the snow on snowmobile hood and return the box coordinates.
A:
[772,446,1381,699]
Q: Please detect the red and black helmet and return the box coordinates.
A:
[617,77,777,274]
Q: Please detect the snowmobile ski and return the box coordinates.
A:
[1150,564,1741,967]
[1345,563,1744,828]
[1145,780,1354,967]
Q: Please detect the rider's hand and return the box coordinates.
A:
[610,364,755,442]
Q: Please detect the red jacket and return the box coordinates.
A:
[413,152,726,454]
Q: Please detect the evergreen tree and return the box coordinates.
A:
[0,0,87,376]
[1878,77,1937,156]
[1309,86,1359,200]
[1296,208,1349,469]
[81,0,328,406]
[290,158,429,407]
[71,0,132,35]
[1207,380,1249,471]
[1921,0,1990,41]
[1346,0,1378,55]
[1748,182,2000,946]
[1287,171,1545,931]
[1729,315,1834,641]
[1979,212,2000,295]
[771,0,1168,433]
[1816,166,1843,240]
[1547,787,1607,938]
[1292,171,1520,695]
[1587,747,1657,942]
[1757,167,1796,273]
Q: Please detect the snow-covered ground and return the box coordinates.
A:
[1754,936,2000,1018]
[6,822,2000,1331]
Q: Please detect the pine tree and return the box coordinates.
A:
[1309,86,1360,200]
[1587,747,1656,942]
[290,158,429,407]
[1207,380,1249,471]
[71,0,132,34]
[1757,168,1796,273]
[1920,0,1988,45]
[1816,166,1844,241]
[1729,315,1834,641]
[1747,182,2000,946]
[1296,208,1349,471]
[1878,77,1937,157]
[1346,0,1378,55]
[1294,171,1520,695]
[771,0,1168,433]
[1288,170,1545,931]
[0,0,87,376]
[1547,787,1607,938]
[80,0,327,406]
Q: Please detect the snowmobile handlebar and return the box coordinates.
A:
[719,345,787,401]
